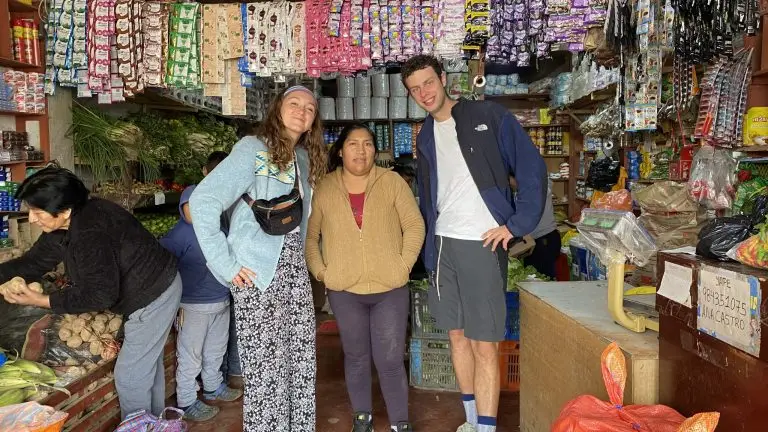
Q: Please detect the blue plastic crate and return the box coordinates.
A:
[505,291,520,341]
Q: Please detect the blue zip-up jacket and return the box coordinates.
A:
[160,185,231,304]
[416,98,547,272]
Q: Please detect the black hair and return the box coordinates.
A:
[392,164,416,179]
[205,151,229,173]
[16,167,89,216]
[401,55,443,88]
[327,122,377,172]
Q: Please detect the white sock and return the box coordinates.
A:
[462,399,478,426]
[477,425,496,432]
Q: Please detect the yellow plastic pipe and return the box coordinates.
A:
[606,249,659,333]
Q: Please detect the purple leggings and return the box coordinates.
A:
[327,287,409,425]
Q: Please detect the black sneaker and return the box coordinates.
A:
[395,421,413,431]
[351,412,373,432]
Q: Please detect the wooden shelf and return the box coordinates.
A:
[553,83,618,111]
[0,56,40,69]
[324,118,424,124]
[0,109,45,116]
[523,123,570,128]
[542,154,568,158]
[485,93,550,102]
[0,159,43,166]
[8,0,36,13]
[737,145,768,153]
[550,178,569,182]
[576,197,591,204]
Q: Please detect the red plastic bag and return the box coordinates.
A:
[552,342,720,432]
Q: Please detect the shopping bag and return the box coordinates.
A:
[114,407,188,432]
[551,342,720,432]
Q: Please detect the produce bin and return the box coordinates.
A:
[410,289,448,340]
[41,331,177,432]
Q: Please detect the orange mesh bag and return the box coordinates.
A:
[551,343,720,432]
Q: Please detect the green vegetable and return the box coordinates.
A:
[0,388,25,407]
[507,258,549,291]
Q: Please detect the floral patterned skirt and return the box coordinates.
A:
[231,233,316,431]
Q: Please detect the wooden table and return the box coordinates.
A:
[518,281,659,432]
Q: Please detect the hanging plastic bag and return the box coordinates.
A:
[552,342,720,432]
[687,146,737,210]
[586,156,621,192]
[696,215,754,260]
[0,402,68,432]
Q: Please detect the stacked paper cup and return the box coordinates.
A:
[336,97,354,120]
[354,97,371,119]
[337,77,355,98]
[372,74,390,97]
[319,97,336,120]
[355,75,372,97]
[371,97,388,119]
[389,97,408,119]
[389,73,408,97]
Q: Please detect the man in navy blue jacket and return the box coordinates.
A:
[402,55,546,432]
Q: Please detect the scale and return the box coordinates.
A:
[577,209,660,333]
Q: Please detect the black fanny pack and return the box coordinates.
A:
[241,161,303,236]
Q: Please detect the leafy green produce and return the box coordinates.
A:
[507,258,549,292]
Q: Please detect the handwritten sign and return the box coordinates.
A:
[658,262,693,307]
[697,265,762,357]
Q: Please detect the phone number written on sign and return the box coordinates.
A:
[699,275,749,331]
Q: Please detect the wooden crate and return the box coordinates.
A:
[43,331,177,432]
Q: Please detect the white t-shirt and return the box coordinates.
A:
[434,117,499,240]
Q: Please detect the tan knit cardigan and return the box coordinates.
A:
[305,166,425,295]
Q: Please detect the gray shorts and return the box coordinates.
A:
[428,236,508,342]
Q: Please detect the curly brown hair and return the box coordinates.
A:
[256,93,327,186]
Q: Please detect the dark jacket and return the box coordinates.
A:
[0,198,178,316]
[160,185,230,304]
[416,98,547,271]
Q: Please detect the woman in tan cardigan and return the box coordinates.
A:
[306,122,425,432]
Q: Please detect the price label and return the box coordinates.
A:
[697,265,762,357]
[154,192,166,206]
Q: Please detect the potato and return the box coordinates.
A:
[62,314,76,323]
[80,327,95,343]
[0,277,27,295]
[27,282,43,293]
[64,358,80,367]
[107,317,122,333]
[78,313,92,321]
[89,340,103,356]
[93,314,109,323]
[100,333,114,343]
[66,335,83,349]
[84,362,98,372]
[91,320,106,335]
[71,318,86,334]
[58,328,72,342]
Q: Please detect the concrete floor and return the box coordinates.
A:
[187,334,521,432]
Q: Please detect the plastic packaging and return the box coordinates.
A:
[114,408,188,432]
[389,73,408,97]
[318,97,336,121]
[371,73,389,97]
[389,96,407,119]
[371,97,388,119]
[696,216,754,260]
[688,146,737,210]
[586,157,621,192]
[354,97,371,119]
[591,189,632,211]
[336,97,354,120]
[727,233,768,270]
[0,402,68,432]
[354,75,371,97]
[337,77,355,98]
[577,209,657,267]
[552,343,720,432]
